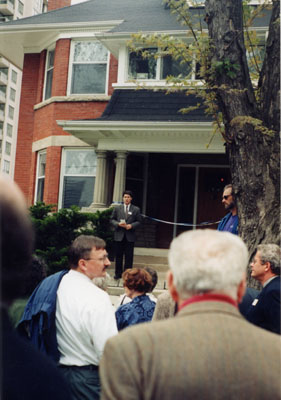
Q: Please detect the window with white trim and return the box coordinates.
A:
[35,151,46,203]
[4,141,11,156]
[10,87,16,102]
[6,123,13,137]
[18,0,24,15]
[128,48,192,81]
[8,106,14,120]
[69,41,109,94]
[60,148,97,209]
[3,160,10,174]
[11,69,17,84]
[44,49,55,100]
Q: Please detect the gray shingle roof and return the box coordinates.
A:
[2,0,271,33]
[97,89,213,122]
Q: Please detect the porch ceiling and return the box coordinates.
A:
[56,120,225,153]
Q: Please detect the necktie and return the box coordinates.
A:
[125,205,128,219]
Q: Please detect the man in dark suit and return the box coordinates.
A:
[100,230,281,400]
[246,244,280,334]
[111,190,141,279]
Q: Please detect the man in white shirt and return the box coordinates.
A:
[56,235,118,400]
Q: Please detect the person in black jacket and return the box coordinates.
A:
[111,190,142,279]
[246,244,280,334]
[0,175,71,400]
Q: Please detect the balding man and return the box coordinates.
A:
[246,244,280,334]
[100,229,281,400]
[0,175,71,400]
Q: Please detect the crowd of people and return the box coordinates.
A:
[1,176,280,399]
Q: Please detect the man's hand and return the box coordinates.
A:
[118,222,127,228]
[126,224,132,230]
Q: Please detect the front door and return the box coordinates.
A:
[174,165,231,237]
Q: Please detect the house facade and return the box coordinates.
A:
[0,0,270,248]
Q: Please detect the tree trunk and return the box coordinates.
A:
[205,0,280,285]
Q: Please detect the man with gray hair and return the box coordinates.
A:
[246,244,280,334]
[100,229,281,400]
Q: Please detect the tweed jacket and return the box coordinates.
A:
[152,290,176,320]
[111,204,141,242]
[246,276,280,334]
[100,300,281,400]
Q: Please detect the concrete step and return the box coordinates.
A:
[106,247,169,297]
[105,266,168,297]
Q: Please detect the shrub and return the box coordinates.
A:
[29,203,114,275]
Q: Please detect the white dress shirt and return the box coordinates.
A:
[56,269,117,366]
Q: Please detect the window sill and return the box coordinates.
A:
[34,94,111,110]
[112,81,204,89]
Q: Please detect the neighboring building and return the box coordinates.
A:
[0,0,270,248]
[0,0,49,177]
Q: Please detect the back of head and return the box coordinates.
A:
[68,235,106,269]
[168,229,248,299]
[122,268,152,293]
[257,244,280,275]
[143,266,158,291]
[0,175,34,305]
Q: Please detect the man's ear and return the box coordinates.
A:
[237,275,246,304]
[77,258,87,273]
[264,261,271,272]
[167,270,179,304]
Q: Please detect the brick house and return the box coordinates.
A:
[0,0,270,248]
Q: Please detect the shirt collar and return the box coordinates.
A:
[178,293,238,312]
[263,275,278,288]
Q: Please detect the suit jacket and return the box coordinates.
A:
[152,290,177,320]
[100,301,281,400]
[238,287,260,317]
[111,204,141,242]
[245,276,280,334]
[2,308,71,400]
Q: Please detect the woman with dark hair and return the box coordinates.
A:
[115,268,156,331]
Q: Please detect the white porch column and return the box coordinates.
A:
[90,150,108,208]
[112,150,128,204]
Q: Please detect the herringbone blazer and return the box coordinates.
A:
[111,204,141,242]
[100,301,281,400]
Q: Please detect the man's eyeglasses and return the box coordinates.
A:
[85,255,109,262]
[222,194,232,200]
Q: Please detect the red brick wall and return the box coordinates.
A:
[36,50,47,104]
[44,146,62,205]
[15,38,118,207]
[33,101,108,142]
[108,54,118,95]
[52,39,71,97]
[47,0,71,11]
[14,53,41,205]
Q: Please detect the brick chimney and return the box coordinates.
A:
[47,0,71,11]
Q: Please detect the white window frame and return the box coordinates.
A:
[4,141,11,156]
[34,150,46,203]
[67,39,110,96]
[3,160,10,174]
[58,147,97,209]
[11,69,17,84]
[43,47,55,100]
[126,47,197,82]
[10,87,16,102]
[6,123,13,137]
[8,105,14,120]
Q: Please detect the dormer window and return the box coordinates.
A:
[68,41,109,95]
[128,48,192,81]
